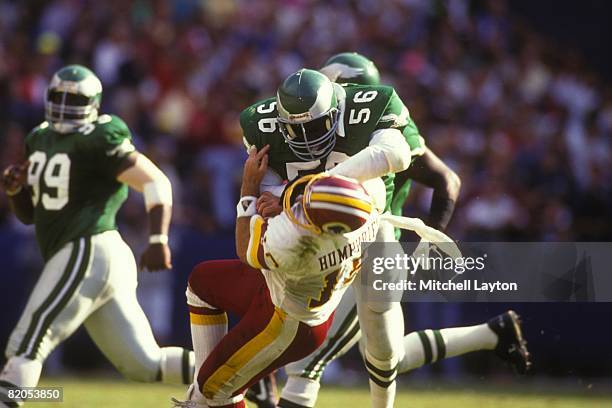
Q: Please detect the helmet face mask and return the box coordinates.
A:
[276,69,340,161]
[278,108,339,161]
[45,65,102,133]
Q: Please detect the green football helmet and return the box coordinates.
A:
[320,52,381,86]
[276,69,340,161]
[45,65,102,133]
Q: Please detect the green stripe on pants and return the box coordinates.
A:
[16,240,81,356]
[27,237,92,359]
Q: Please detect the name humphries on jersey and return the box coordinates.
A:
[318,216,379,271]
[247,204,380,326]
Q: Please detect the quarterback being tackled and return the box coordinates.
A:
[176,141,459,407]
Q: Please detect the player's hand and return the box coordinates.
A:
[257,191,282,218]
[140,243,172,272]
[1,161,29,195]
[241,145,270,196]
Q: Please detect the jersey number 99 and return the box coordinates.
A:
[27,152,71,210]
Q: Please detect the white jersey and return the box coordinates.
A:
[246,204,379,326]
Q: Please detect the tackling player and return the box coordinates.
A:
[272,53,531,408]
[240,68,416,408]
[0,65,194,407]
[176,145,459,408]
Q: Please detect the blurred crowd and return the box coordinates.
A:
[1,0,611,241]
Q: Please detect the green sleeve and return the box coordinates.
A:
[376,89,411,131]
[376,88,426,158]
[90,115,136,175]
[240,103,263,151]
[403,118,426,159]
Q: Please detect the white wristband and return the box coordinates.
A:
[237,196,257,218]
[149,234,169,245]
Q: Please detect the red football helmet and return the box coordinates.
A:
[283,174,373,234]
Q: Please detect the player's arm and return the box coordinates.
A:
[1,161,34,224]
[399,147,461,231]
[116,152,173,271]
[241,109,285,218]
[328,128,410,181]
[236,145,270,264]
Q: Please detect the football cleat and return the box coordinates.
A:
[245,374,278,408]
[487,310,532,374]
[170,384,206,408]
[170,397,205,408]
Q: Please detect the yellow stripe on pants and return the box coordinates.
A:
[202,307,287,398]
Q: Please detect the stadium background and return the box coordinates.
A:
[0,0,611,401]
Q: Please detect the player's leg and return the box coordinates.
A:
[184,259,263,404]
[397,310,531,374]
[84,297,194,384]
[355,219,404,408]
[183,259,254,406]
[278,287,361,408]
[185,261,332,408]
[1,237,98,406]
[83,231,194,384]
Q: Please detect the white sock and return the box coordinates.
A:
[279,376,321,407]
[0,356,43,406]
[398,324,498,374]
[159,347,195,385]
[190,316,226,375]
[369,379,396,408]
[186,286,228,384]
[365,350,397,408]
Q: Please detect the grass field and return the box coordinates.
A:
[33,378,612,408]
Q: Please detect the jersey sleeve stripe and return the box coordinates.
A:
[247,215,268,270]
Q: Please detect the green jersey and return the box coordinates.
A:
[240,84,419,211]
[25,114,136,260]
